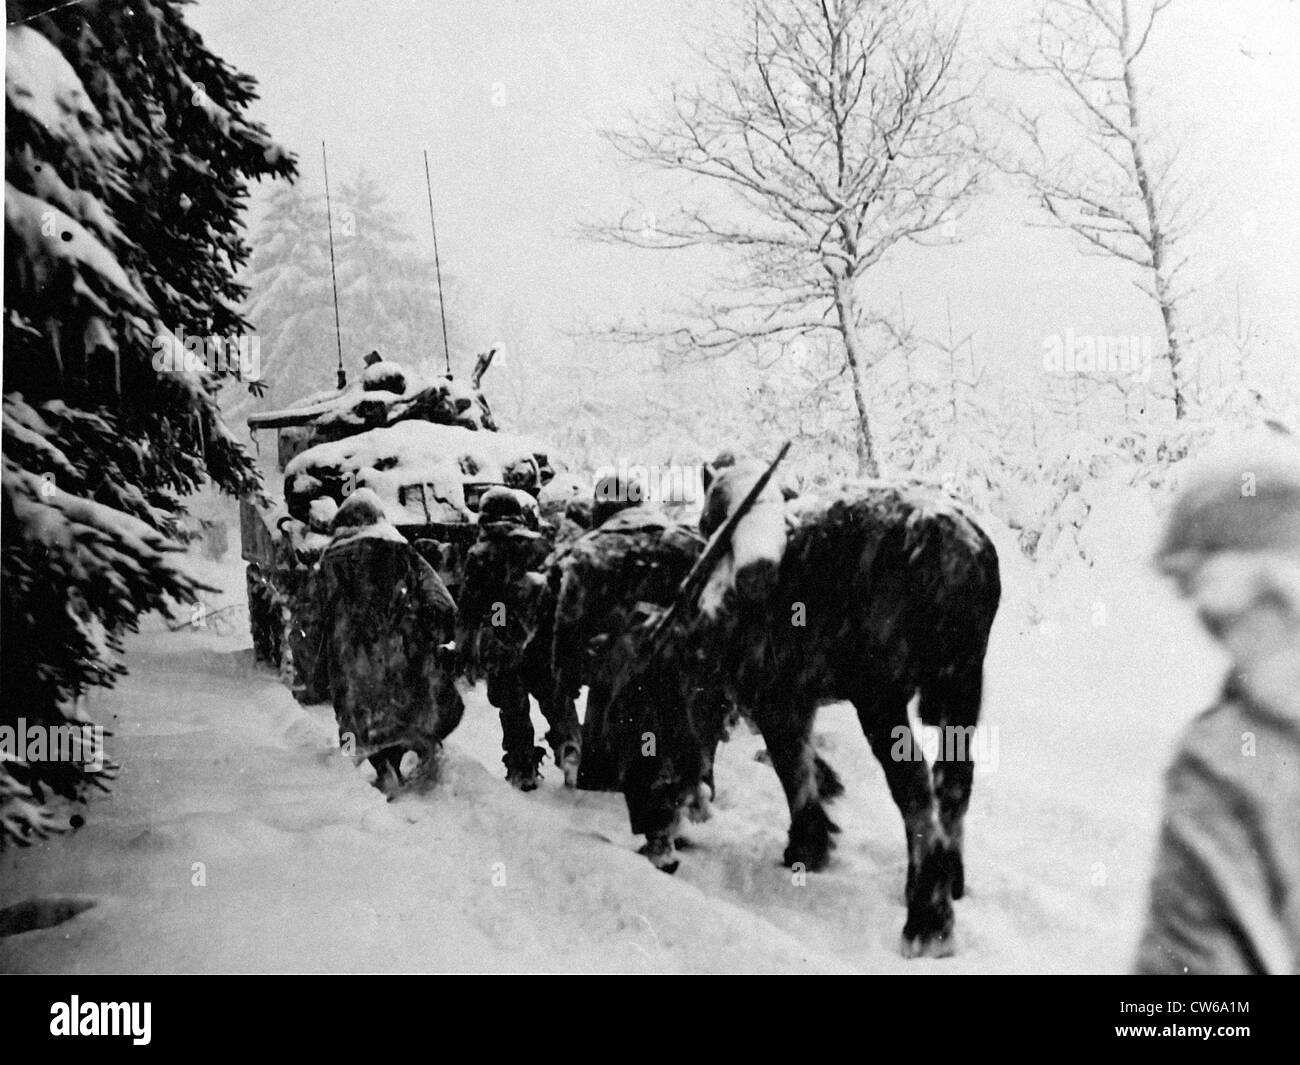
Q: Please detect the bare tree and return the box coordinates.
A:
[1000,0,1199,419]
[585,0,981,476]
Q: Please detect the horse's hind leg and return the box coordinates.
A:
[752,704,837,871]
[854,686,955,958]
[920,666,985,901]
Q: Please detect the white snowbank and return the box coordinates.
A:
[0,542,846,973]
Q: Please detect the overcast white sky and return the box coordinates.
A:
[190,0,1300,393]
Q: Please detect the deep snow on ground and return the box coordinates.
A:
[0,498,1229,973]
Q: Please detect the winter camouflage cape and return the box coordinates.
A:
[311,510,462,762]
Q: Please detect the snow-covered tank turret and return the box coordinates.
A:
[240,353,558,701]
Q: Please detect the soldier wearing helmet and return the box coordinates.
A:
[457,486,580,790]
[311,489,464,793]
[1136,431,1300,974]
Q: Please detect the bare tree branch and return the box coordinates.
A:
[583,0,983,473]
[995,0,1196,417]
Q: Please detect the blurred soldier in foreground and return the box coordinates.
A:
[457,486,580,790]
[312,489,464,794]
[1136,433,1300,974]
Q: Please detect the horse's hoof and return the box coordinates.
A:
[783,805,838,871]
[900,926,956,959]
[639,836,679,874]
[901,902,955,959]
[783,842,829,872]
[505,766,540,792]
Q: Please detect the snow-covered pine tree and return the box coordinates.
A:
[240,170,469,412]
[233,181,335,418]
[2,1,296,845]
[335,171,460,366]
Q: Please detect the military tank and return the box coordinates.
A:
[241,351,557,702]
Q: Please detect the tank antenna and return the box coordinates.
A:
[423,149,452,376]
[322,141,346,390]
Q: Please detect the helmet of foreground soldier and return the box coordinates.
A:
[1156,432,1300,577]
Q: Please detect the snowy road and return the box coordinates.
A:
[0,536,1227,973]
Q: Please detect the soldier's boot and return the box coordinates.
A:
[369,747,405,796]
[542,706,582,789]
[626,755,683,873]
[523,642,582,789]
[637,832,679,874]
[504,746,546,792]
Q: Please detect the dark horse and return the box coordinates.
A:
[672,462,1001,957]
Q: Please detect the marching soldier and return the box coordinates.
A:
[550,474,729,867]
[458,486,581,790]
[311,489,464,793]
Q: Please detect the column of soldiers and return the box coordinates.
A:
[310,456,721,860]
[309,430,1300,967]
[456,465,726,836]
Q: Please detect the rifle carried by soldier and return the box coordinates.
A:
[600,440,791,721]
